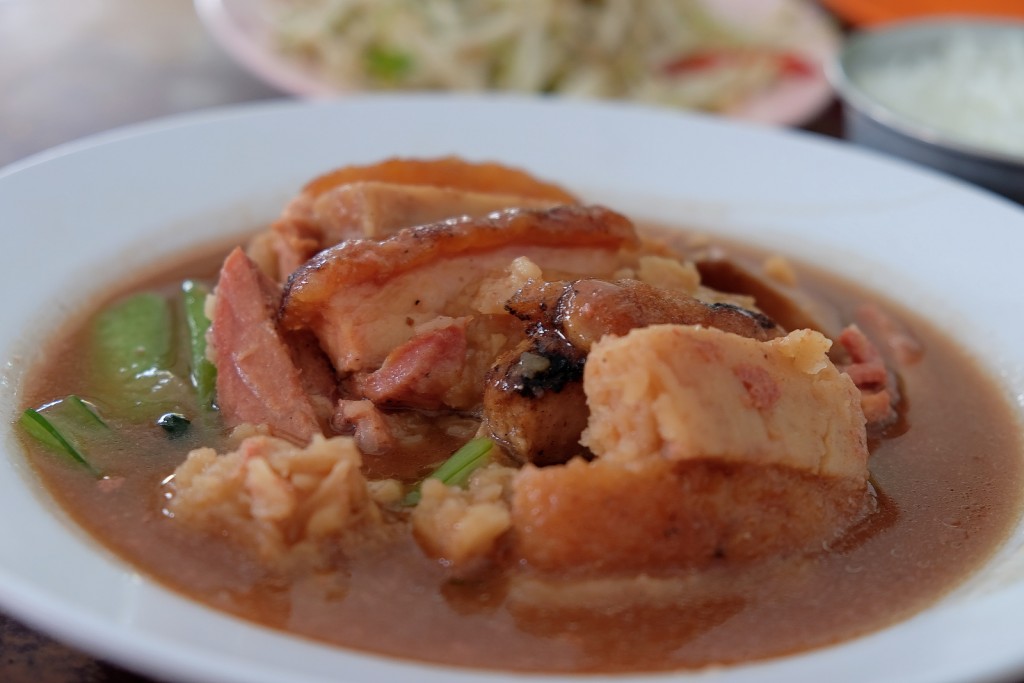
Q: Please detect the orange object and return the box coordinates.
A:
[821,0,1024,26]
[303,157,577,202]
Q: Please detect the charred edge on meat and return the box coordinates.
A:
[707,302,778,332]
[496,328,586,399]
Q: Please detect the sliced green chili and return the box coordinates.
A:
[403,437,495,506]
[181,280,216,410]
[18,395,105,475]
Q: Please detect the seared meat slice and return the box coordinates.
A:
[484,279,782,465]
[837,324,902,435]
[853,303,923,366]
[259,157,577,279]
[503,278,781,348]
[332,400,398,456]
[284,329,340,428]
[695,252,842,336]
[280,205,640,382]
[484,336,590,467]
[211,248,322,443]
[555,278,781,350]
[354,318,470,410]
[511,325,871,572]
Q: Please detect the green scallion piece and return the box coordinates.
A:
[182,280,217,410]
[18,396,104,475]
[403,437,494,506]
[65,395,108,428]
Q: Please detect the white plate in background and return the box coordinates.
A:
[0,95,1023,683]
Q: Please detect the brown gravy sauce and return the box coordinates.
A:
[18,225,1024,673]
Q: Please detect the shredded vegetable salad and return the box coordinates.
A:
[272,0,833,113]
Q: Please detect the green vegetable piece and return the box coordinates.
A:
[91,291,191,419]
[182,280,217,409]
[403,437,494,506]
[93,292,173,380]
[65,395,108,428]
[18,396,105,475]
[430,437,495,488]
[365,45,413,84]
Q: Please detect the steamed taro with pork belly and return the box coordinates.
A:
[17,157,1024,673]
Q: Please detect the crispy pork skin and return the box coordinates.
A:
[300,157,578,202]
[262,157,577,279]
[511,325,871,572]
[512,457,867,573]
[269,184,564,278]
[211,248,322,443]
[280,206,640,380]
[313,182,561,242]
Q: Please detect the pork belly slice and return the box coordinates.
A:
[257,157,577,280]
[280,205,640,378]
[301,156,579,202]
[314,182,562,242]
[212,248,325,443]
[165,434,391,567]
[268,183,566,279]
[512,325,871,572]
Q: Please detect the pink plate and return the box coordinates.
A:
[195,0,840,126]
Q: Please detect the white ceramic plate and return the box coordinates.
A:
[194,0,839,127]
[1,95,1024,683]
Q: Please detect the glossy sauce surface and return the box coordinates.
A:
[18,227,1024,673]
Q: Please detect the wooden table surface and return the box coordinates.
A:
[0,2,907,682]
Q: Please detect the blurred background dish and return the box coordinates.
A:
[194,0,840,126]
[831,18,1024,203]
